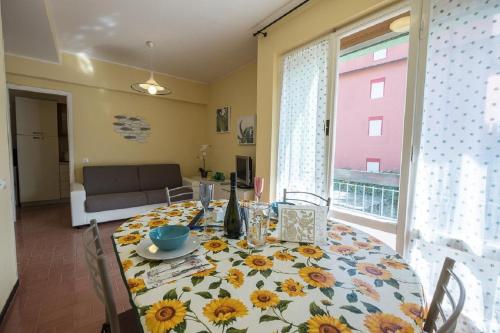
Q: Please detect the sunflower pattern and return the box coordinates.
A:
[112,200,424,332]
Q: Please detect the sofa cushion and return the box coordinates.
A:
[84,166,140,195]
[138,164,183,191]
[85,192,147,213]
[144,187,193,205]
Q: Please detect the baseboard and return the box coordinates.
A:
[0,280,19,326]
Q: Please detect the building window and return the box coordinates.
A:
[366,158,380,173]
[373,48,387,61]
[370,78,385,99]
[368,116,383,136]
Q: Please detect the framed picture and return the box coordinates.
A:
[277,205,327,244]
[237,115,256,145]
[216,106,230,133]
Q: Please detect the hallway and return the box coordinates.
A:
[0,204,131,333]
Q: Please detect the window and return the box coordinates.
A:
[370,78,385,99]
[373,48,387,61]
[366,158,380,173]
[368,117,383,136]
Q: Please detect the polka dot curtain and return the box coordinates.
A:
[276,39,329,201]
[408,0,500,332]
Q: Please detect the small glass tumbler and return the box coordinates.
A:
[244,203,270,248]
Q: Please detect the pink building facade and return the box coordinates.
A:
[334,42,409,173]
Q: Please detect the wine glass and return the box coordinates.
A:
[199,183,214,237]
[254,177,264,203]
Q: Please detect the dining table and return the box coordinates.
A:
[111,200,425,333]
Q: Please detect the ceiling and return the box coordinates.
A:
[1,0,300,83]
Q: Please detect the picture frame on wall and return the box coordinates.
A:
[237,115,256,145]
[277,205,327,244]
[216,106,231,133]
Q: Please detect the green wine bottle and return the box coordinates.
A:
[224,172,242,239]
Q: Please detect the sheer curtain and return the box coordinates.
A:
[408,0,499,332]
[276,39,329,200]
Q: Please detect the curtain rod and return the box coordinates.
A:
[253,0,310,37]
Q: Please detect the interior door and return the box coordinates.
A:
[17,135,60,202]
[15,97,57,136]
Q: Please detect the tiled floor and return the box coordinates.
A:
[0,203,131,333]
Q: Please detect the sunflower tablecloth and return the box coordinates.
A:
[112,200,425,333]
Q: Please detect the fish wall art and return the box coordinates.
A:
[113,115,151,143]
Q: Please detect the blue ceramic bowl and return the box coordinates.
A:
[149,225,190,251]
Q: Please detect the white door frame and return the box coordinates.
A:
[5,84,74,219]
[325,0,425,254]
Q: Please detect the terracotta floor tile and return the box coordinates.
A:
[0,204,132,333]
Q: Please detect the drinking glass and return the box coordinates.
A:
[254,176,264,202]
[199,183,214,236]
[244,203,270,248]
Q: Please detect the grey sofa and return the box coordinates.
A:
[71,164,194,227]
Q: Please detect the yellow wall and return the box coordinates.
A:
[206,62,257,177]
[6,53,210,183]
[255,0,398,201]
[0,10,19,311]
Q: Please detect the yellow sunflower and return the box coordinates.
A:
[193,262,217,277]
[212,200,225,207]
[331,224,353,233]
[381,258,409,270]
[117,233,142,245]
[250,290,280,309]
[146,213,160,218]
[364,313,414,333]
[273,250,295,261]
[299,267,335,288]
[166,210,183,217]
[128,223,143,229]
[265,236,279,244]
[236,240,248,249]
[244,255,273,271]
[297,245,324,259]
[352,278,380,301]
[307,315,352,333]
[203,239,228,252]
[281,279,305,297]
[353,241,374,250]
[145,299,186,333]
[203,298,248,324]
[181,201,196,208]
[121,259,133,272]
[226,268,245,288]
[330,245,358,256]
[357,263,392,280]
[127,278,146,293]
[268,221,277,231]
[148,219,168,228]
[400,303,425,326]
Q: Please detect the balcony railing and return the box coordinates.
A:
[332,180,399,220]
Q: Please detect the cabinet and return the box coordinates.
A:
[184,176,254,201]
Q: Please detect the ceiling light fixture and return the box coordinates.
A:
[389,16,411,33]
[131,41,171,96]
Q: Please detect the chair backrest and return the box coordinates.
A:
[83,220,120,333]
[423,257,466,333]
[165,186,195,205]
[283,188,331,211]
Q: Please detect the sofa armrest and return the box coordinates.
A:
[71,183,87,227]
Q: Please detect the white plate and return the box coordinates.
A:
[136,235,201,260]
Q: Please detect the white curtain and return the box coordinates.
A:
[408,0,500,332]
[276,39,329,200]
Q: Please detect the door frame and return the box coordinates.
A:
[5,84,74,219]
[325,0,425,254]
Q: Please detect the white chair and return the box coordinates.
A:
[283,188,331,211]
[165,186,196,205]
[423,257,466,333]
[83,220,140,333]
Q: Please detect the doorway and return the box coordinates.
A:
[6,85,74,219]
